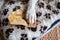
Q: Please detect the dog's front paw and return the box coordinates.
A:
[26,8,36,24]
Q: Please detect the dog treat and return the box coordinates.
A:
[8,11,28,26]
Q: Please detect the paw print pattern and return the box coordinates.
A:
[46,4,51,10]
[39,26,47,33]
[21,34,27,38]
[52,9,59,15]
[38,2,44,8]
[5,28,14,38]
[13,6,20,11]
[44,13,51,19]
[2,9,9,16]
[28,27,37,32]
[1,18,9,26]
[36,12,42,18]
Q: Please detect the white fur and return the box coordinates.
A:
[0,0,60,40]
[26,0,38,24]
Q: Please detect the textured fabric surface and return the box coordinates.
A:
[40,25,60,40]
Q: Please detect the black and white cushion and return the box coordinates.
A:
[0,0,60,40]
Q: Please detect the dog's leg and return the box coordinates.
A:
[26,0,38,24]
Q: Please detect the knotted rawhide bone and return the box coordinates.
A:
[8,9,28,27]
